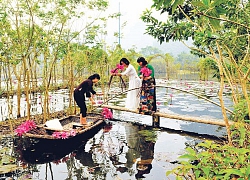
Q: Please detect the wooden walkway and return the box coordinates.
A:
[101,104,234,127]
[96,84,234,128]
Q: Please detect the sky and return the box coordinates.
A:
[105,0,154,48]
[104,0,191,56]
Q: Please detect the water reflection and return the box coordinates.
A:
[134,128,155,179]
[0,89,70,121]
[2,80,234,179]
[10,121,192,179]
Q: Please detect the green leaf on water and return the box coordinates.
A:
[0,164,19,174]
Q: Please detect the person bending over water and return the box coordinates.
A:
[74,73,100,125]
[112,58,141,110]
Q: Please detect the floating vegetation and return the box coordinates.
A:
[138,129,158,143]
[0,136,19,175]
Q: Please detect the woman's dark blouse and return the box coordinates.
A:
[74,79,96,99]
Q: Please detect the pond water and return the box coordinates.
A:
[0,80,233,180]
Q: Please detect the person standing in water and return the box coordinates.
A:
[74,73,100,125]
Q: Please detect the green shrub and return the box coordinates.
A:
[167,126,250,180]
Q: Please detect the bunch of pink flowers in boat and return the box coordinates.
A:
[15,120,36,136]
[52,130,76,139]
[101,108,113,119]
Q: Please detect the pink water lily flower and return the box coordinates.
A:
[15,120,36,136]
[140,67,152,77]
[156,102,161,105]
[110,68,118,73]
[25,120,36,129]
[110,64,124,73]
[52,130,76,139]
[15,127,27,137]
[116,64,124,70]
[102,108,113,119]
[52,131,61,139]
[97,100,103,104]
[69,130,76,136]
[60,131,69,139]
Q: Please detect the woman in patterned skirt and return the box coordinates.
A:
[137,57,157,115]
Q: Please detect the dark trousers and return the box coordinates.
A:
[74,91,87,117]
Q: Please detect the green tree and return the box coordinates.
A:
[0,0,111,122]
[140,46,163,57]
[147,53,176,79]
[140,0,250,178]
[197,57,217,81]
[175,52,199,69]
[141,0,250,144]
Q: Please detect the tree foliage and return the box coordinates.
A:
[0,0,113,121]
[140,45,163,57]
[141,0,250,141]
[197,57,218,81]
[141,0,250,178]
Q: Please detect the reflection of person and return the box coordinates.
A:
[74,73,100,125]
[112,58,141,110]
[135,164,153,179]
[134,126,155,179]
[137,57,157,115]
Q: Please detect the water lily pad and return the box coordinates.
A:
[208,109,221,113]
[180,108,195,112]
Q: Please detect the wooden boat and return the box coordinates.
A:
[21,112,105,139]
[14,113,106,164]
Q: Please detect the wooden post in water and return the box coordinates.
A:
[152,110,160,128]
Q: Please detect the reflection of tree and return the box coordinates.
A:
[124,124,141,168]
[71,122,134,179]
[91,123,129,178]
[71,122,120,179]
[74,122,158,179]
